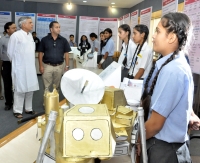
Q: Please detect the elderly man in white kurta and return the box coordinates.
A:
[7,17,39,118]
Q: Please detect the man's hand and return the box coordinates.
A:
[65,66,69,72]
[98,64,102,69]
[39,66,44,74]
[189,113,200,130]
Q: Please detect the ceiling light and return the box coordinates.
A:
[111,2,115,4]
[66,3,72,10]
[83,1,87,2]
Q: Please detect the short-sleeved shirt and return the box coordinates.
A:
[118,39,137,69]
[145,52,194,143]
[131,42,153,78]
[101,38,115,56]
[69,41,77,47]
[0,34,10,61]
[91,39,100,55]
[38,33,71,64]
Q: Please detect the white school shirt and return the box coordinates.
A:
[7,29,39,93]
[118,39,137,69]
[129,42,153,78]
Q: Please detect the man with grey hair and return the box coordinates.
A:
[7,17,39,118]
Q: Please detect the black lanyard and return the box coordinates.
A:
[129,45,140,75]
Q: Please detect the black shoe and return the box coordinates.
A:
[4,105,12,111]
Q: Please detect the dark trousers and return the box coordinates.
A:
[1,61,13,106]
[144,137,191,163]
[121,68,129,82]
[94,158,101,163]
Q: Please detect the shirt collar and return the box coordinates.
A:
[20,29,30,35]
[48,33,61,39]
[156,53,173,70]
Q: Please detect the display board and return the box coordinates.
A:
[123,13,130,25]
[57,15,77,40]
[15,12,36,31]
[78,16,99,45]
[99,18,118,51]
[0,11,11,37]
[36,13,56,40]
[184,0,200,74]
[140,6,152,29]
[119,16,124,25]
[131,10,139,30]
[162,0,178,16]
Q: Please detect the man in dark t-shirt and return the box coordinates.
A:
[38,21,71,90]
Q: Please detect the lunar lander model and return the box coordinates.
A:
[36,68,147,163]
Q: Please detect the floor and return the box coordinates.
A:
[0,58,200,163]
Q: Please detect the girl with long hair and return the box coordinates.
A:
[118,24,137,81]
[139,12,194,163]
[98,28,114,69]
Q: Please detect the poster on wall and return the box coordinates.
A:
[15,12,36,31]
[140,6,152,29]
[119,16,124,25]
[36,13,56,40]
[0,11,11,37]
[57,15,77,41]
[162,0,178,16]
[184,0,200,74]
[123,13,130,25]
[78,16,99,45]
[99,18,118,51]
[131,10,139,30]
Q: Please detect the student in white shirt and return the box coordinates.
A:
[98,28,114,69]
[128,24,153,79]
[118,24,137,81]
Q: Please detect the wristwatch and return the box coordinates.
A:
[66,65,70,68]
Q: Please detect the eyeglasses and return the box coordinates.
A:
[53,42,56,47]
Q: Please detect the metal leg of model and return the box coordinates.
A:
[36,111,58,163]
[137,107,147,163]
[130,107,147,163]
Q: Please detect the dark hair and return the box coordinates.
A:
[100,31,104,35]
[80,35,89,44]
[129,24,149,76]
[141,12,191,121]
[100,31,104,52]
[70,34,74,38]
[4,22,15,33]
[102,28,112,49]
[119,24,131,67]
[32,31,36,34]
[90,33,97,38]
[49,21,59,29]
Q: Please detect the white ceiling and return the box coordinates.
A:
[17,0,144,8]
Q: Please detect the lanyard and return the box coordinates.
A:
[129,45,140,75]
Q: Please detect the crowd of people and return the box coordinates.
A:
[0,12,200,163]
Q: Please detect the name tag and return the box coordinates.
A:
[138,53,142,58]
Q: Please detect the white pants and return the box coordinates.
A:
[13,91,33,114]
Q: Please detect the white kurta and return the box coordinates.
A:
[7,29,39,93]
